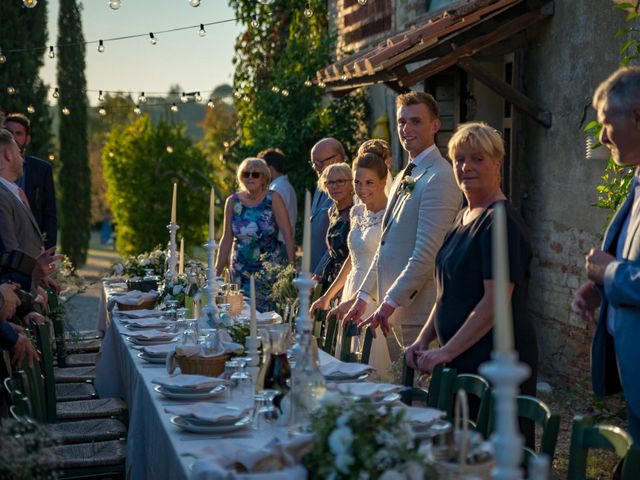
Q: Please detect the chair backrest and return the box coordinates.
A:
[323,313,338,355]
[33,322,58,422]
[338,324,373,364]
[400,361,457,409]
[47,290,68,367]
[567,414,640,480]
[447,373,491,437]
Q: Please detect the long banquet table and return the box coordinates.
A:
[94,289,296,479]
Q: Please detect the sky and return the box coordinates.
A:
[40,0,243,105]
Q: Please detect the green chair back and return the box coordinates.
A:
[323,313,338,355]
[447,373,491,438]
[401,361,457,409]
[48,290,68,367]
[33,322,58,423]
[567,415,640,480]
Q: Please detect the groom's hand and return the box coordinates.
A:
[358,302,395,338]
[343,298,367,325]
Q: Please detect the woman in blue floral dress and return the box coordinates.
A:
[216,158,295,303]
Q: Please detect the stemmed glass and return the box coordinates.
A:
[180,319,199,346]
[172,307,188,336]
[230,356,253,402]
[260,389,280,424]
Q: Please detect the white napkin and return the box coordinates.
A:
[190,436,313,480]
[116,290,158,306]
[392,405,445,427]
[142,344,176,357]
[124,329,176,341]
[321,360,374,378]
[122,317,169,328]
[164,402,249,423]
[201,329,244,357]
[118,309,164,318]
[256,311,283,324]
[153,374,226,391]
[333,382,402,398]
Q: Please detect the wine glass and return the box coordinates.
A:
[260,389,280,425]
[180,320,199,346]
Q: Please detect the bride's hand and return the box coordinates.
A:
[325,298,355,328]
[309,294,331,316]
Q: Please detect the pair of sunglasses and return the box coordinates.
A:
[242,171,262,179]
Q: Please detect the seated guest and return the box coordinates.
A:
[357,139,394,195]
[257,148,297,253]
[310,153,391,376]
[316,163,354,294]
[0,281,39,368]
[216,158,295,304]
[405,122,538,396]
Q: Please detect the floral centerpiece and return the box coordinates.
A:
[161,275,188,307]
[303,395,427,480]
[112,247,166,278]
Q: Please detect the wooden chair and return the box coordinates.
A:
[338,323,373,364]
[401,362,457,409]
[567,415,640,480]
[446,373,492,438]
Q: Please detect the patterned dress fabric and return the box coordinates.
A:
[320,205,352,292]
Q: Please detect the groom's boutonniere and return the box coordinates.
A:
[400,176,416,194]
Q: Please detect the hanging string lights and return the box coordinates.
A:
[23,0,38,7]
[48,46,55,59]
[109,0,121,10]
[0,52,6,64]
[149,33,157,45]
[198,24,206,37]
[304,3,313,17]
[188,0,201,6]
[97,40,105,52]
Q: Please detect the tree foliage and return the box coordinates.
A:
[228,0,368,204]
[0,0,52,159]
[102,116,216,256]
[57,0,90,266]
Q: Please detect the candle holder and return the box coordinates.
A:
[479,351,530,480]
[201,239,220,327]
[165,222,180,283]
[292,271,316,335]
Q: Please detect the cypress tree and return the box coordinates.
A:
[57,0,90,266]
[0,0,52,159]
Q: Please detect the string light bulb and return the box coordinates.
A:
[98,40,105,52]
[48,46,55,59]
[166,145,174,153]
[189,0,200,6]
[233,89,242,98]
[251,16,259,28]
[62,107,71,116]
[257,0,269,4]
[207,100,214,108]
[98,107,107,116]
[138,92,147,103]
[109,0,121,10]
[304,79,313,87]
[242,95,250,103]
[341,74,348,81]
[48,154,55,161]
[180,92,188,103]
[318,80,326,88]
[358,0,367,4]
[170,103,179,112]
[27,105,35,114]
[7,86,16,95]
[198,24,206,37]
[195,92,202,102]
[23,0,38,8]
[108,151,115,158]
[98,90,105,102]
[134,105,142,115]
[52,87,60,98]
[0,52,6,64]
[149,33,157,45]
[304,4,313,17]
[271,86,280,93]
[281,89,289,97]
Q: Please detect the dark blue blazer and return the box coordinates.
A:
[23,155,57,249]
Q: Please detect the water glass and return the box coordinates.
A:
[180,320,199,346]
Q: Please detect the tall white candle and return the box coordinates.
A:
[250,274,257,338]
[209,187,215,242]
[178,238,184,275]
[170,182,177,224]
[492,202,513,354]
[301,190,311,273]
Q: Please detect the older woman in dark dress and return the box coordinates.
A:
[405,122,538,399]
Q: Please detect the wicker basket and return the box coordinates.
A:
[176,353,231,377]
[429,390,494,479]
[116,298,157,311]
[217,293,244,317]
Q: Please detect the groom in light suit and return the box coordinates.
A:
[345,92,461,360]
[572,66,640,444]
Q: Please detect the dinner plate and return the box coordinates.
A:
[126,323,171,330]
[127,336,177,346]
[154,385,226,400]
[170,415,251,433]
[350,392,401,406]
[324,373,369,383]
[137,352,167,364]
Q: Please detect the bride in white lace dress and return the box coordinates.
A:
[310,152,391,378]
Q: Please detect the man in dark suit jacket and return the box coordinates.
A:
[572,66,640,444]
[4,114,57,249]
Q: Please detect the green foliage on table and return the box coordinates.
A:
[0,417,59,479]
[253,253,298,315]
[57,0,90,267]
[303,397,426,479]
[0,0,52,160]
[162,276,188,308]
[101,115,215,256]
[112,247,166,278]
[228,322,250,347]
[228,0,369,221]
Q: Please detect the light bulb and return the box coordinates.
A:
[271,86,280,93]
[0,53,6,64]
[108,151,115,158]
[281,89,289,97]
[109,0,121,10]
[166,145,174,153]
[48,154,55,161]
[171,103,179,113]
[134,105,142,115]
[198,24,206,37]
[304,79,313,87]
[207,100,214,108]
[195,92,202,102]
[27,105,35,114]
[251,17,259,28]
[180,92,188,103]
[52,87,60,98]
[149,33,157,45]
[304,4,313,17]
[341,74,347,81]
[98,107,107,116]
[318,80,326,88]
[48,46,55,59]
[233,90,242,98]
[358,0,367,4]
[257,0,269,4]
[98,40,105,52]
[7,86,15,95]
[62,107,70,116]
[138,92,147,103]
[98,90,105,102]
[189,0,200,6]
[23,0,38,8]
[242,95,250,103]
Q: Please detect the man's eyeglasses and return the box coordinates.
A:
[242,171,262,179]
[309,153,339,168]
[326,178,350,187]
